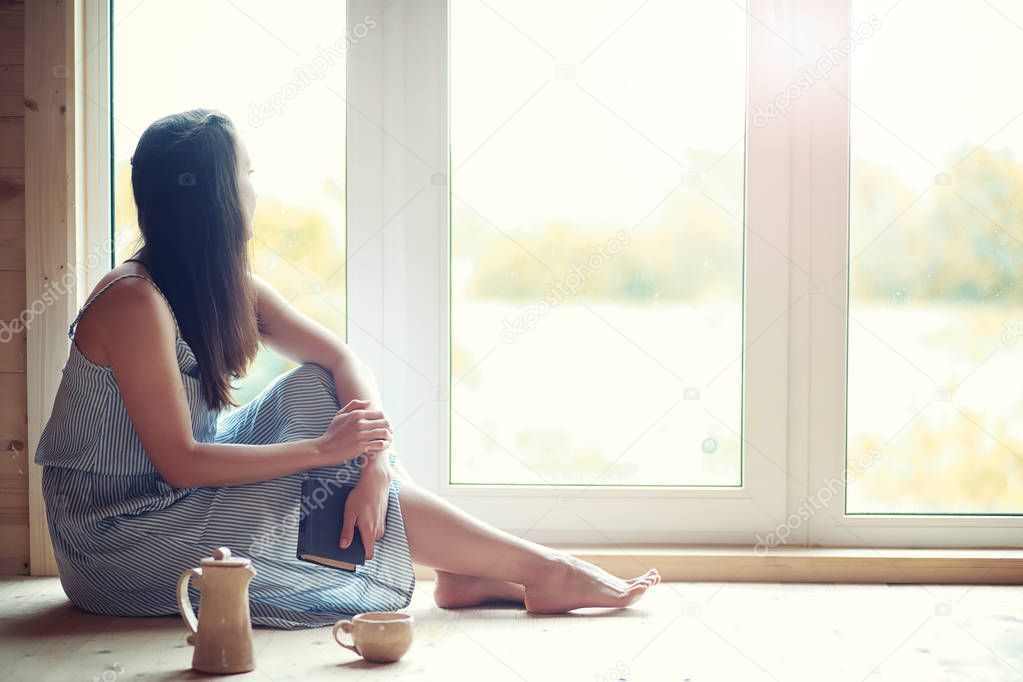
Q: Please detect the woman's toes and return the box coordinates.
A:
[627,569,660,586]
[523,557,657,613]
[617,582,649,606]
[641,569,661,585]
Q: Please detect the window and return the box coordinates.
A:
[350,0,789,543]
[84,0,1023,547]
[846,0,1023,515]
[449,1,747,487]
[111,0,348,405]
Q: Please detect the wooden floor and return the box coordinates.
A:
[1,577,1022,681]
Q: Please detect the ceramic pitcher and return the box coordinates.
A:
[177,546,256,674]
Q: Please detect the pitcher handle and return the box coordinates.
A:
[177,567,203,643]
[332,620,359,654]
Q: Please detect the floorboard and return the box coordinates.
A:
[1,577,1021,680]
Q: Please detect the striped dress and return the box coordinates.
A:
[34,273,416,628]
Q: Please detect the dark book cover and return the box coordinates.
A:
[296,478,366,572]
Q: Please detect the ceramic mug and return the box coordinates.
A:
[332,612,414,663]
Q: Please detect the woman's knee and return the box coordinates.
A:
[273,363,339,409]
[261,363,340,442]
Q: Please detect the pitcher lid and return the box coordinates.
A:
[199,546,251,568]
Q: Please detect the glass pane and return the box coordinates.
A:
[112,0,347,405]
[450,1,746,486]
[848,0,1023,512]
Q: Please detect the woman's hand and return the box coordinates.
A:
[316,399,392,466]
[340,463,392,560]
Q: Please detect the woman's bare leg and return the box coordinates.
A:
[391,462,525,608]
[392,462,658,609]
[432,569,526,608]
[397,481,660,613]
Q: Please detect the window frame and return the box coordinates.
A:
[804,0,1023,548]
[348,0,796,545]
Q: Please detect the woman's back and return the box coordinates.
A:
[36,267,219,476]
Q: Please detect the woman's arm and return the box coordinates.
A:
[252,275,392,469]
[252,275,395,558]
[89,278,389,488]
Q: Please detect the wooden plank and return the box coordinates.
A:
[0,4,24,67]
[24,0,71,577]
[0,527,27,575]
[0,102,21,119]
[0,328,25,371]
[0,63,22,92]
[0,369,26,424]
[0,0,24,580]
[0,117,23,166]
[0,218,23,269]
[0,476,28,524]
[414,544,1023,585]
[0,98,22,118]
[0,269,25,319]
[0,169,24,220]
[565,545,1023,584]
[0,372,26,574]
[0,64,24,117]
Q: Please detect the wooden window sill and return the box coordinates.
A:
[415,546,1023,584]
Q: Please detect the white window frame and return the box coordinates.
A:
[69,0,1023,550]
[803,0,1023,548]
[348,0,795,545]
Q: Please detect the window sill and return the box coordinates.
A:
[415,546,1023,584]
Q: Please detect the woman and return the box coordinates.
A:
[36,109,659,628]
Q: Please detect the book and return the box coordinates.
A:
[296,478,366,572]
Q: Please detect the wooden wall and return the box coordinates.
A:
[0,0,28,575]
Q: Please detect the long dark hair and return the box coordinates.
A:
[130,109,258,411]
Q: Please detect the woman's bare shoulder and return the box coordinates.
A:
[86,262,167,315]
[90,259,148,291]
[74,262,176,365]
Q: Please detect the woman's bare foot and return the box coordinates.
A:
[523,556,660,614]
[433,567,659,610]
[433,569,526,609]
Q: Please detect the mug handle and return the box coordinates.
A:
[332,620,359,654]
[177,567,203,644]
